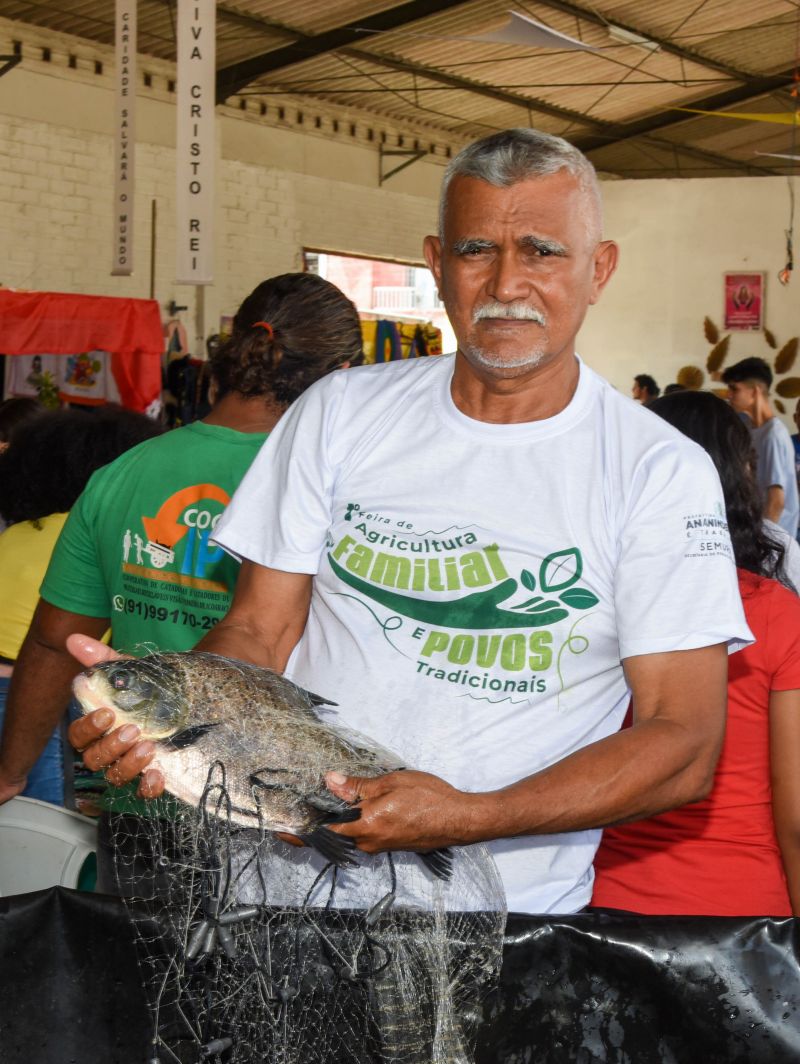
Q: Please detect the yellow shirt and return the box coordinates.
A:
[0,513,68,660]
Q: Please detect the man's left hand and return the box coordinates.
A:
[324,768,485,853]
[0,772,27,806]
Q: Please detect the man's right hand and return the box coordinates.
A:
[65,634,165,798]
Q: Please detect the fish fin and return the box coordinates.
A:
[298,825,359,868]
[324,806,362,825]
[163,723,221,750]
[301,686,338,708]
[419,847,453,882]
[302,795,359,817]
[249,771,292,791]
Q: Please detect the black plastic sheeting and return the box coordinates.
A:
[2,887,800,1064]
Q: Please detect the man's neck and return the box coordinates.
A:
[750,395,774,428]
[450,350,580,424]
[202,393,285,434]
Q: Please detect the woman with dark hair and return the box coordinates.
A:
[0,405,162,803]
[593,390,800,915]
[0,396,43,448]
[0,273,363,815]
[0,405,162,525]
[208,271,363,407]
[0,396,44,533]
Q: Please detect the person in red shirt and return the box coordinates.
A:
[593,390,800,917]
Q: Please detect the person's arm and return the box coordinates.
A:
[0,600,109,804]
[765,485,785,525]
[324,643,728,853]
[194,561,312,666]
[66,562,312,795]
[769,688,800,915]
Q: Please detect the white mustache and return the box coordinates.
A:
[472,302,546,325]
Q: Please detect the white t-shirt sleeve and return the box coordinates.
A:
[212,374,346,573]
[615,441,752,658]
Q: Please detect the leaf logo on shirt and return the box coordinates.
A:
[328,545,599,630]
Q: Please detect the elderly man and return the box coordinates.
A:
[70,129,750,915]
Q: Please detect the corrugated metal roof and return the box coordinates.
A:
[1,0,798,177]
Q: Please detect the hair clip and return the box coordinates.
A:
[252,321,274,340]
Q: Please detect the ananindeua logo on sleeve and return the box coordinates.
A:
[326,502,601,704]
[683,502,732,560]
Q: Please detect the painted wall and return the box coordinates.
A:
[577,177,800,427]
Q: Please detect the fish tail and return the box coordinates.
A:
[298,825,359,868]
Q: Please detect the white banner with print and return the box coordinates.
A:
[175,0,216,284]
[4,353,121,406]
[112,0,136,275]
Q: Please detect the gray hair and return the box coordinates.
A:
[439,128,602,240]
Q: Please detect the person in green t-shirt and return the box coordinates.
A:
[0,272,364,811]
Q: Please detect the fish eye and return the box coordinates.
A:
[110,668,134,691]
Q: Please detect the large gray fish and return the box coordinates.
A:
[73,651,452,880]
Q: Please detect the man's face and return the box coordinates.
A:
[632,381,644,402]
[423,172,617,381]
[726,380,757,416]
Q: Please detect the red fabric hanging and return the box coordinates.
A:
[0,289,163,411]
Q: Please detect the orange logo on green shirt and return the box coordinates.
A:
[142,484,231,548]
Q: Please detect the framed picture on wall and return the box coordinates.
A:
[723,271,764,331]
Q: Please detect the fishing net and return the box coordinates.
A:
[84,653,507,1064]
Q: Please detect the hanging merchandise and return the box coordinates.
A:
[60,351,113,406]
[398,321,418,359]
[4,354,61,400]
[374,318,403,362]
[415,322,443,357]
[360,318,442,365]
[359,320,377,363]
[164,318,189,358]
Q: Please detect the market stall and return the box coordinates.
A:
[0,289,163,413]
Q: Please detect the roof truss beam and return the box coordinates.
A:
[532,0,768,81]
[216,0,472,102]
[341,47,608,131]
[339,50,778,175]
[211,0,786,176]
[574,69,797,155]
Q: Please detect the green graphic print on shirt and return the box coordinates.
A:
[114,480,234,640]
[327,505,600,704]
[42,423,267,655]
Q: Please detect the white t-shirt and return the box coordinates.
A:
[751,417,800,536]
[213,355,751,915]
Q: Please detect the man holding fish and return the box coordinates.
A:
[69,128,751,915]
